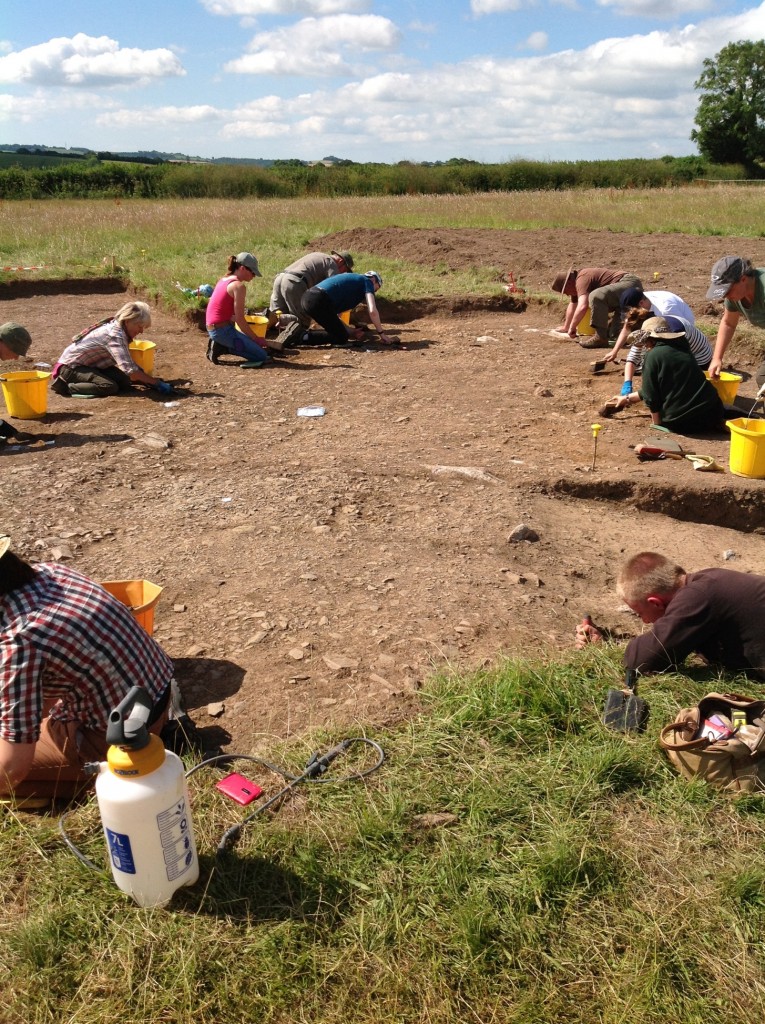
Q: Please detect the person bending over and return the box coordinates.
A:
[0,537,174,802]
[576,550,765,680]
[270,250,353,346]
[0,322,35,443]
[706,256,765,389]
[550,267,642,349]
[607,317,724,433]
[301,270,394,347]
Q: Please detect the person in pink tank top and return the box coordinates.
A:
[205,252,271,366]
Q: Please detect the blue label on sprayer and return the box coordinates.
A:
[106,828,136,875]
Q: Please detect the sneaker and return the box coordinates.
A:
[578,335,610,349]
[207,339,225,364]
[267,336,285,353]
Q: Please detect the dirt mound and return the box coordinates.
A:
[318,226,765,312]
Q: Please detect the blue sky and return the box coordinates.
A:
[1,0,764,162]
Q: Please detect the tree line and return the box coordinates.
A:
[0,155,750,200]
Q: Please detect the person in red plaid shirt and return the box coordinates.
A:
[0,536,174,803]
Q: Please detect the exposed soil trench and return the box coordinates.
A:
[2,225,765,754]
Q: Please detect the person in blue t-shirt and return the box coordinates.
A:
[301,271,394,346]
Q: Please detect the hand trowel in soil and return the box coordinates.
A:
[602,670,648,733]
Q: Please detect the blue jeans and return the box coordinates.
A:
[208,323,269,362]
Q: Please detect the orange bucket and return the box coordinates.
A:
[100,579,163,635]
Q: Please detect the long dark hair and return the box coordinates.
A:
[0,549,38,596]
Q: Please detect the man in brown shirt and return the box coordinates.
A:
[551,267,642,349]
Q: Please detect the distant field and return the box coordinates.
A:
[0,153,87,170]
[2,187,765,311]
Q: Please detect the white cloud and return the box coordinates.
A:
[0,34,185,87]
[409,21,438,33]
[471,0,526,13]
[523,31,548,50]
[0,87,120,123]
[224,14,400,76]
[212,1,765,155]
[200,0,369,15]
[596,0,714,15]
[0,92,37,122]
[97,105,222,128]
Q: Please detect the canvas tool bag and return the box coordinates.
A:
[659,692,765,794]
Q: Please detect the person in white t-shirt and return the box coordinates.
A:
[600,288,709,396]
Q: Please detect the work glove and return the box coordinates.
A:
[154,380,174,395]
[620,380,633,397]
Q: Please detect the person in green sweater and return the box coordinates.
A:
[608,316,726,433]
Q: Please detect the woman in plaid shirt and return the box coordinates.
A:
[0,537,174,803]
[51,301,173,398]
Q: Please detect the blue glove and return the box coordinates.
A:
[155,380,173,396]
[620,381,633,397]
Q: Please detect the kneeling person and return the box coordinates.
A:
[52,301,172,397]
[0,537,174,802]
[301,271,394,346]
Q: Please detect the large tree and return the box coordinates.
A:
[691,40,765,165]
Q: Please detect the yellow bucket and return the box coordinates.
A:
[0,370,50,419]
[129,339,157,374]
[241,314,268,337]
[339,310,351,325]
[727,417,765,479]
[705,371,742,405]
[577,308,595,337]
[100,579,163,636]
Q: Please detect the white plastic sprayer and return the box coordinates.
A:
[95,686,199,907]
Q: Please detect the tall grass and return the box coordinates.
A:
[4,649,765,1023]
[2,187,765,311]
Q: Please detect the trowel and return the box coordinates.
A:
[603,670,649,733]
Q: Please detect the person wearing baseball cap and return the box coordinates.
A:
[0,322,32,360]
[0,322,35,446]
[301,268,394,347]
[269,250,355,347]
[205,251,273,366]
[707,256,765,389]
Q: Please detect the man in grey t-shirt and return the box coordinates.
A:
[270,250,353,343]
[707,255,765,388]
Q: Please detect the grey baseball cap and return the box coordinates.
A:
[331,250,354,270]
[0,322,32,356]
[707,256,746,300]
[235,252,262,277]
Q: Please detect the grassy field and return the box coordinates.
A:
[4,649,765,1023]
[3,186,765,313]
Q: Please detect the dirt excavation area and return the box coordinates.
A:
[2,226,765,755]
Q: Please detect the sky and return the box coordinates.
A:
[1,0,764,163]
